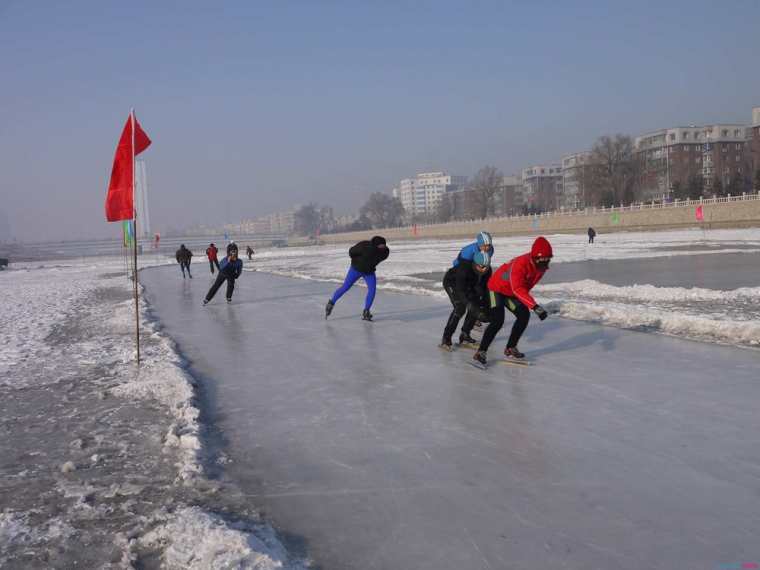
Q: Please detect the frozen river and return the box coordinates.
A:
[142,264,760,570]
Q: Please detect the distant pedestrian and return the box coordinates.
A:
[206,243,220,274]
[203,243,243,305]
[325,236,389,321]
[175,244,193,279]
[588,227,596,244]
[246,245,254,260]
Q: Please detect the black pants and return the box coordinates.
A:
[205,272,235,301]
[478,292,530,353]
[588,236,594,243]
[442,276,480,340]
[180,261,191,277]
[209,259,220,274]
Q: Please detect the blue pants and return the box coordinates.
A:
[330,267,376,310]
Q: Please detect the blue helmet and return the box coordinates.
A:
[476,231,492,247]
[473,251,491,267]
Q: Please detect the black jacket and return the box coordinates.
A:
[349,240,389,274]
[176,247,193,264]
[443,262,492,305]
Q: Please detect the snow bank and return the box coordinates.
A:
[537,279,760,304]
[545,300,760,347]
[135,507,310,570]
[0,256,310,569]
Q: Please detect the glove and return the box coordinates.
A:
[533,305,548,321]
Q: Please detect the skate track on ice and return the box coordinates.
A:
[142,267,760,570]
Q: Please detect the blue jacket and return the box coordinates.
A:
[219,256,243,279]
[452,242,494,267]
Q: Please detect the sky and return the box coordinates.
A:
[1,0,759,242]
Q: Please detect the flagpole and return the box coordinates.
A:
[131,108,141,364]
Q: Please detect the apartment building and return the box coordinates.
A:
[751,107,760,189]
[392,172,467,217]
[636,123,751,198]
[492,175,523,216]
[521,165,563,212]
[560,152,593,209]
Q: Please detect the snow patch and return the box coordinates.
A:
[135,507,310,570]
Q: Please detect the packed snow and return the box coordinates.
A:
[0,256,310,569]
[250,228,760,347]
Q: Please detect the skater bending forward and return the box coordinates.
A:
[325,236,389,321]
[473,236,552,367]
[441,251,492,349]
[203,243,243,305]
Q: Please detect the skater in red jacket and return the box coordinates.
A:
[473,236,552,367]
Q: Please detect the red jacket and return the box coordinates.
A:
[487,237,553,309]
[206,245,218,261]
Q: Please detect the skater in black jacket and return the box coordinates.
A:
[325,236,389,321]
[176,245,193,279]
[441,251,492,349]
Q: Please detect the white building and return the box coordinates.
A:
[392,172,467,217]
[520,164,563,212]
[561,152,593,209]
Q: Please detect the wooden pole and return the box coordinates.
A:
[131,109,141,364]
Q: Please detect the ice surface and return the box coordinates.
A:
[141,266,760,570]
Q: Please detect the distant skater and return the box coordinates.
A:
[176,244,193,279]
[206,243,220,274]
[472,237,553,367]
[440,251,492,350]
[246,245,254,260]
[203,243,243,305]
[325,236,389,321]
[587,227,596,244]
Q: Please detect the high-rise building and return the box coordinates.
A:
[392,172,467,217]
[520,165,563,212]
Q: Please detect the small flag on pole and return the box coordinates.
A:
[695,205,704,221]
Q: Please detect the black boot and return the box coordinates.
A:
[459,332,478,345]
[362,309,373,321]
[473,350,487,368]
[440,335,453,351]
[504,346,525,359]
[325,300,334,319]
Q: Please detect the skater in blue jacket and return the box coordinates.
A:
[203,243,243,305]
[452,231,494,267]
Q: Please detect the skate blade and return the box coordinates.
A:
[500,357,532,367]
[438,343,454,352]
[469,360,488,370]
[458,341,479,349]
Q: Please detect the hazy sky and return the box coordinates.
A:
[1,0,759,242]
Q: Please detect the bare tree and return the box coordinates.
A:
[466,166,503,219]
[436,193,454,223]
[294,203,321,237]
[587,135,641,206]
[359,192,405,229]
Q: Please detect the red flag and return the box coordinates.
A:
[105,113,151,221]
[695,205,704,222]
